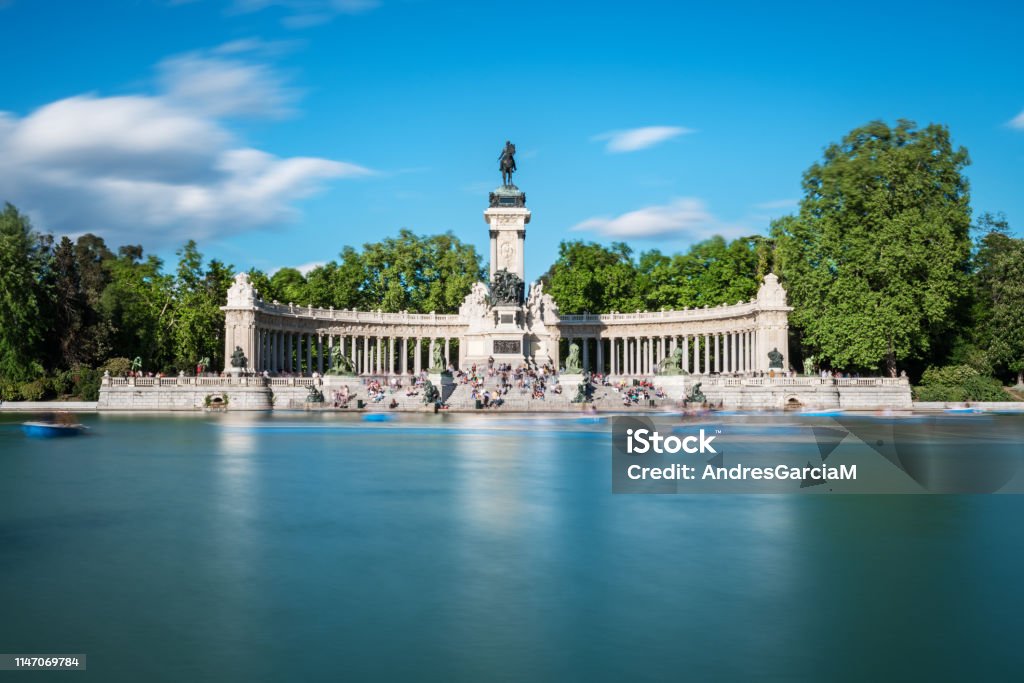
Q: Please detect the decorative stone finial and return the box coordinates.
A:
[757,272,788,307]
[226,272,256,307]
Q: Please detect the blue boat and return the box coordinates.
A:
[362,413,394,423]
[21,421,88,438]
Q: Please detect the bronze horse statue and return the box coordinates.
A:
[498,140,517,186]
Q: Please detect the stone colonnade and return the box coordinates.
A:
[250,331,458,376]
[557,330,760,376]
[223,274,792,377]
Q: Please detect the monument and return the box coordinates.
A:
[219,141,802,380]
[461,141,560,367]
[101,140,915,411]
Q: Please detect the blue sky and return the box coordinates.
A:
[0,0,1021,283]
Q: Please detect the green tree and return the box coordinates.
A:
[268,267,309,305]
[100,246,174,371]
[773,120,972,376]
[357,230,484,313]
[0,204,48,380]
[73,234,116,365]
[304,252,366,309]
[973,214,1024,385]
[544,237,764,314]
[170,241,234,372]
[543,241,641,314]
[50,237,87,368]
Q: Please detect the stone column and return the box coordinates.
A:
[444,338,450,369]
[749,330,754,372]
[703,334,709,375]
[282,333,289,372]
[743,331,749,373]
[749,331,757,374]
[304,334,311,375]
[596,337,604,375]
[738,331,743,373]
[414,338,421,374]
[582,338,590,373]
[729,331,737,374]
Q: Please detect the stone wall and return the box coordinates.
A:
[656,376,912,410]
[97,385,272,411]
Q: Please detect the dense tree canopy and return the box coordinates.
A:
[542,237,767,314]
[251,230,485,314]
[772,120,972,376]
[0,204,48,380]
[971,214,1024,385]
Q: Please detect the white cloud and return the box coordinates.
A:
[230,0,380,27]
[592,126,694,153]
[158,52,299,119]
[272,260,325,276]
[0,85,371,245]
[1009,110,1024,130]
[754,198,798,210]
[212,37,305,57]
[571,198,747,240]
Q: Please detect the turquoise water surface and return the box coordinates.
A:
[1,412,1022,681]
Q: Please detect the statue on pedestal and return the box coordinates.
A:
[230,346,248,370]
[768,347,784,370]
[686,382,706,404]
[490,268,524,306]
[428,345,446,372]
[498,140,517,186]
[422,379,440,405]
[657,347,686,375]
[571,373,592,403]
[564,343,582,374]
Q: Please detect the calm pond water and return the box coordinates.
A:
[1,412,1022,681]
